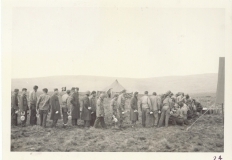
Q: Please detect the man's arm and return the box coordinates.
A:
[36,96,41,110]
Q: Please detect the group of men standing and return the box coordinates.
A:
[11,86,202,129]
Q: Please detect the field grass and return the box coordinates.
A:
[11,93,224,152]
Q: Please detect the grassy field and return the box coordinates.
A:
[11,92,224,152]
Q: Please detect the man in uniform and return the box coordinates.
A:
[19,88,29,127]
[36,88,51,128]
[89,91,97,127]
[130,92,139,128]
[149,92,160,127]
[80,91,91,128]
[11,89,19,126]
[111,94,119,128]
[117,90,126,128]
[94,93,106,129]
[61,90,71,127]
[50,88,62,128]
[29,85,38,125]
[69,87,80,126]
[140,91,152,127]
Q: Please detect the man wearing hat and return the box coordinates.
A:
[37,88,51,128]
[158,91,173,127]
[140,91,152,127]
[62,90,71,127]
[69,87,80,126]
[111,94,119,127]
[11,89,19,126]
[89,91,97,126]
[80,91,91,128]
[117,90,127,128]
[130,92,139,128]
[19,88,29,127]
[94,93,106,128]
[50,88,62,128]
[29,85,38,125]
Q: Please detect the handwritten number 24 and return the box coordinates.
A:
[214,155,222,160]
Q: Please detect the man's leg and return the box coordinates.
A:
[43,111,48,128]
[39,110,43,126]
[165,108,170,127]
[100,117,106,128]
[158,108,165,127]
[30,109,37,125]
[154,111,159,126]
[94,117,100,128]
[142,108,146,127]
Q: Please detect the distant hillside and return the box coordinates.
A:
[11,73,218,94]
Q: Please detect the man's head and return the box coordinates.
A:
[14,89,19,95]
[100,93,105,99]
[22,88,27,95]
[75,87,79,92]
[91,91,96,97]
[134,92,139,98]
[186,94,189,99]
[113,94,119,100]
[33,85,38,92]
[121,89,126,95]
[66,90,71,95]
[43,88,48,94]
[86,91,91,97]
[54,88,59,95]
[144,91,148,95]
[71,87,75,93]
[152,92,157,96]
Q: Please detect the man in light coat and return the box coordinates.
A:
[117,90,126,128]
[61,90,71,127]
[29,85,38,125]
[69,87,80,126]
[19,88,29,127]
[140,91,152,127]
[149,92,160,127]
[94,93,106,129]
[89,91,97,126]
[36,88,51,128]
[11,89,19,126]
[111,94,119,128]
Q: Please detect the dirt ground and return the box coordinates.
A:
[11,94,224,152]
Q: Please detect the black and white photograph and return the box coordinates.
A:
[1,0,232,160]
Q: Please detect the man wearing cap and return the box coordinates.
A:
[29,85,38,125]
[158,91,173,127]
[89,91,97,127]
[94,93,106,128]
[177,93,184,103]
[111,94,119,128]
[69,87,80,126]
[130,92,139,128]
[62,90,71,127]
[140,91,152,127]
[50,88,62,128]
[37,88,51,128]
[19,88,29,127]
[80,91,91,128]
[117,90,126,128]
[11,89,19,126]
[149,92,160,127]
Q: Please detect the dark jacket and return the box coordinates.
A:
[50,94,61,120]
[19,94,28,111]
[70,92,80,119]
[11,94,19,110]
[80,96,91,120]
[130,96,138,121]
[89,96,97,113]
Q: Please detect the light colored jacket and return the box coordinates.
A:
[96,97,104,117]
[29,90,37,106]
[37,93,51,110]
[149,95,160,111]
[140,95,152,109]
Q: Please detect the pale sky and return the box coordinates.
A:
[11,8,225,78]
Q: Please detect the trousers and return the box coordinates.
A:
[84,120,90,128]
[39,110,48,127]
[94,117,106,128]
[90,112,96,126]
[51,119,58,127]
[62,108,68,125]
[30,108,37,125]
[72,119,78,126]
[150,111,159,126]
[158,106,170,127]
[11,108,18,126]
[142,108,150,127]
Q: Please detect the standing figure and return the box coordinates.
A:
[36,88,51,128]
[140,91,152,127]
[130,92,139,128]
[94,93,106,129]
[149,92,160,127]
[117,90,126,128]
[69,87,79,126]
[11,89,19,126]
[61,90,71,127]
[50,88,62,128]
[89,91,97,126]
[29,85,38,125]
[111,94,119,128]
[19,88,29,127]
[80,91,91,128]
[158,91,173,127]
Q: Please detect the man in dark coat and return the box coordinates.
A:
[80,91,91,128]
[69,87,80,126]
[130,92,139,127]
[11,89,19,126]
[19,88,29,127]
[94,93,106,128]
[29,85,38,125]
[117,90,126,128]
[89,91,97,126]
[50,88,62,128]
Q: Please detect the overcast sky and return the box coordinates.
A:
[11,8,225,79]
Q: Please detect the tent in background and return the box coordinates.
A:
[103,80,126,98]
